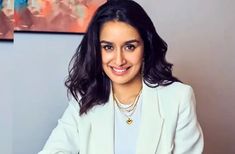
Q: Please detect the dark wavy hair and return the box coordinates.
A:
[65,0,180,115]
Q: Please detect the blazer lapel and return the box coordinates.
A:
[88,83,164,154]
[89,89,115,154]
[136,83,164,154]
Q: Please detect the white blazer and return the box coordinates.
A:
[39,82,204,154]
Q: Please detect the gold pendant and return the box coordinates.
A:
[126,118,133,125]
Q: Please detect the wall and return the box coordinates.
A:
[140,0,235,153]
[0,0,234,153]
[0,33,81,154]
[0,43,13,154]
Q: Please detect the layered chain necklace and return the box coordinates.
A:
[114,89,142,125]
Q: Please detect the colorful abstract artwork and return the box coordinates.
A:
[0,0,14,40]
[0,0,107,41]
[14,0,107,33]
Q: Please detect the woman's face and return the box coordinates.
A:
[100,21,144,86]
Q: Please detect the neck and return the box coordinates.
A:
[112,76,142,105]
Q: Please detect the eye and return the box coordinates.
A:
[101,44,114,52]
[124,44,136,51]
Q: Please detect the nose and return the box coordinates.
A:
[115,48,126,66]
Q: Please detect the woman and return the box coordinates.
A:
[39,0,204,153]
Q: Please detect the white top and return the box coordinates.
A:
[38,82,204,154]
[114,95,142,154]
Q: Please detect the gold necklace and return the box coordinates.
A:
[114,95,138,112]
[114,89,142,125]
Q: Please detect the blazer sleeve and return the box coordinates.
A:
[173,86,204,154]
[38,99,80,154]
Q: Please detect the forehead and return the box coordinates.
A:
[99,21,142,42]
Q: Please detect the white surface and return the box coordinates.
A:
[0,43,13,154]
[0,33,82,154]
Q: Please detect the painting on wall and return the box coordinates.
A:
[14,0,107,33]
[0,0,14,41]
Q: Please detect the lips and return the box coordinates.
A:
[112,67,127,72]
[110,66,130,75]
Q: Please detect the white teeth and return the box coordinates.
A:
[112,67,127,73]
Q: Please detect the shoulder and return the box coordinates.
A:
[67,95,105,119]
[157,82,193,98]
[67,96,81,113]
[62,96,82,122]
[157,81,195,103]
[155,82,196,117]
[144,81,194,104]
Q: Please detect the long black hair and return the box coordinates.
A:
[65,0,180,115]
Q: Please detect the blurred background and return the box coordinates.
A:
[0,0,234,153]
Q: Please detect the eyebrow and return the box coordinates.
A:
[125,39,141,44]
[100,39,141,44]
[100,40,113,44]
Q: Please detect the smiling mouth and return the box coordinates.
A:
[110,66,130,74]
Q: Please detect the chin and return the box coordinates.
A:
[109,74,142,86]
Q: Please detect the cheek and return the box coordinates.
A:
[128,52,143,65]
[101,52,112,64]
